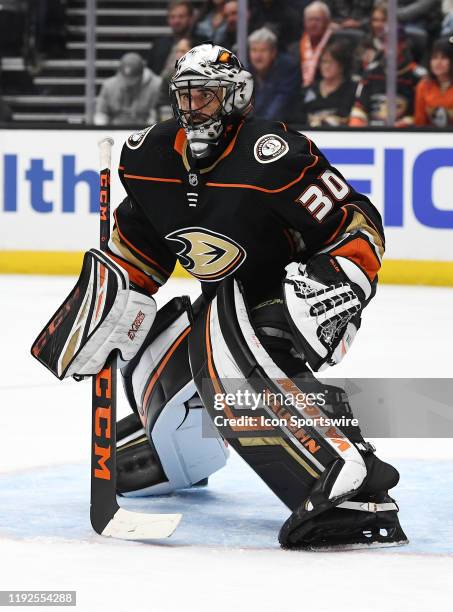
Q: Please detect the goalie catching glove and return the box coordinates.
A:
[31,249,157,379]
[283,254,364,372]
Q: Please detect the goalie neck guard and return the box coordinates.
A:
[169,43,253,159]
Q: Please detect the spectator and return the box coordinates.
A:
[249,0,301,49]
[193,0,227,43]
[248,27,301,120]
[328,0,374,30]
[294,1,333,87]
[95,53,162,126]
[398,0,442,60]
[157,37,192,120]
[397,0,442,37]
[358,2,387,71]
[147,1,193,76]
[349,34,426,127]
[290,40,357,125]
[415,37,453,126]
[216,1,243,52]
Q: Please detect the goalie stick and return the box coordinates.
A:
[90,137,181,540]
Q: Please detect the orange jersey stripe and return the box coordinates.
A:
[206,136,319,194]
[124,174,183,184]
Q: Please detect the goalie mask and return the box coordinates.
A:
[169,43,254,158]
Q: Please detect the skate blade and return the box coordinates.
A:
[101,508,182,540]
[305,537,409,552]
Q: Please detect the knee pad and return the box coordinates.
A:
[120,295,228,496]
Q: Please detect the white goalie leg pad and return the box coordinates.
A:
[149,381,229,495]
[125,381,229,496]
[126,303,228,496]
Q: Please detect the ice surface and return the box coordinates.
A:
[1,275,452,611]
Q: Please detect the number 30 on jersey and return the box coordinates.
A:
[296,170,350,222]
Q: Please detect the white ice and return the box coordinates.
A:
[1,275,453,612]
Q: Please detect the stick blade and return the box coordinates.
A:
[101,508,182,540]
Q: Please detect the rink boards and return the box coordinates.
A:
[0,127,452,285]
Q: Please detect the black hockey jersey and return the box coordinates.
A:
[108,118,384,305]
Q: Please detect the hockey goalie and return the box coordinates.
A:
[31,43,408,551]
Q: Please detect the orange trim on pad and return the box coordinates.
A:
[108,253,159,295]
[142,326,192,414]
[330,237,380,281]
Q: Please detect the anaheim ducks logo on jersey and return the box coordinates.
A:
[165,227,246,281]
[126,125,155,150]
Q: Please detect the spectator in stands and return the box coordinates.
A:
[349,33,426,127]
[294,1,333,87]
[358,2,387,71]
[157,37,192,120]
[415,37,453,126]
[95,53,162,126]
[328,0,374,31]
[398,0,442,37]
[193,0,227,44]
[215,1,244,52]
[248,27,301,120]
[398,0,442,61]
[289,40,357,125]
[147,1,193,76]
[249,0,301,50]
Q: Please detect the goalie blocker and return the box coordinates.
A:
[31,249,157,379]
[189,276,408,551]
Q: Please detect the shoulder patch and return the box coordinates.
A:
[126,125,155,150]
[253,133,289,164]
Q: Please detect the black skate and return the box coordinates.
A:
[279,454,409,551]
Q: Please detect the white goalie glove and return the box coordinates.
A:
[283,255,363,372]
[31,249,157,379]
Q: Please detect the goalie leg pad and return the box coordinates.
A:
[31,248,157,378]
[189,276,407,549]
[189,277,369,511]
[119,296,228,496]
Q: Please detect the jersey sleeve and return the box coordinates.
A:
[272,131,385,303]
[107,194,177,295]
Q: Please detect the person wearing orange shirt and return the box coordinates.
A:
[415,37,453,127]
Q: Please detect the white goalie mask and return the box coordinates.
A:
[169,43,254,158]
